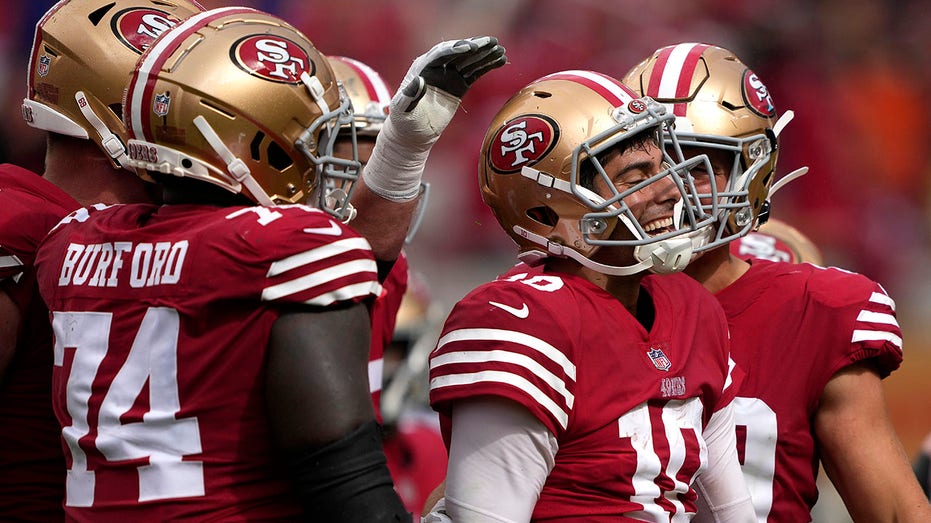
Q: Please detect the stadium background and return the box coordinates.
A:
[2,1,928,520]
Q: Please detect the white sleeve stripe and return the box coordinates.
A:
[262,258,377,301]
[851,329,903,351]
[0,254,24,270]
[267,237,372,277]
[856,310,899,326]
[301,281,382,307]
[368,358,383,394]
[431,371,569,429]
[431,350,575,408]
[724,356,735,392]
[437,328,576,380]
[869,291,896,311]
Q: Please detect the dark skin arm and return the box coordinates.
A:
[266,303,375,449]
[265,303,411,521]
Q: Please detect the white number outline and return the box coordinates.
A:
[733,396,778,522]
[618,398,707,522]
[52,308,204,507]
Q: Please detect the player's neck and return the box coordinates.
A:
[42,134,156,206]
[548,257,644,312]
[684,246,750,294]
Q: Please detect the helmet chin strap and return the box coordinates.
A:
[193,115,275,206]
[514,224,694,276]
[74,91,133,171]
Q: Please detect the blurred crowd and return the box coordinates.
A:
[3,0,929,439]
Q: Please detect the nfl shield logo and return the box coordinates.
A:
[37,55,51,77]
[153,93,171,116]
[647,348,672,372]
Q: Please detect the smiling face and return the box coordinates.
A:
[586,132,681,266]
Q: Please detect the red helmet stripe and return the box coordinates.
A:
[126,6,256,140]
[645,43,709,116]
[540,70,635,107]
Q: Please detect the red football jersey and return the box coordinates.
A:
[35,202,381,521]
[0,164,78,521]
[369,252,409,418]
[430,268,737,521]
[718,259,903,522]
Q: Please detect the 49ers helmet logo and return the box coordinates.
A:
[488,115,559,173]
[112,8,182,54]
[742,69,776,118]
[232,35,313,84]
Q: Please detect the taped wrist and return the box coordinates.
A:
[362,87,460,201]
[286,420,410,522]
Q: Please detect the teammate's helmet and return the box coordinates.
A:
[623,43,781,249]
[731,219,823,265]
[479,70,718,276]
[327,56,391,136]
[23,0,205,176]
[123,7,359,217]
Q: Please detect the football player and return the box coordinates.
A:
[32,7,505,521]
[624,43,931,522]
[425,70,755,521]
[1,1,204,519]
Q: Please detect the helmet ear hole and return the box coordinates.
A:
[527,206,558,227]
[266,141,293,172]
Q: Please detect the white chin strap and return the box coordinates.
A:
[74,91,133,171]
[514,225,697,276]
[193,115,275,206]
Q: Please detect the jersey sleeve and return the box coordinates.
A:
[429,278,578,437]
[225,205,382,308]
[811,268,903,378]
[0,179,77,311]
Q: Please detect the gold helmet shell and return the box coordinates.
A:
[623,43,779,248]
[23,0,205,175]
[479,70,718,276]
[731,219,823,265]
[123,7,360,215]
[327,55,392,136]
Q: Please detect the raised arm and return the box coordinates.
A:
[351,36,506,261]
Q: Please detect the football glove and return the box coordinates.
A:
[361,36,507,201]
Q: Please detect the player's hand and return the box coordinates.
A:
[396,36,507,112]
[386,36,506,150]
[362,37,506,201]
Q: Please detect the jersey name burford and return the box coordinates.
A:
[56,240,188,288]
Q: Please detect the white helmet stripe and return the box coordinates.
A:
[648,43,709,117]
[337,56,391,105]
[539,70,635,107]
[127,7,257,141]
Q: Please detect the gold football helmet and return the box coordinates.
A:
[731,218,824,265]
[23,0,205,176]
[623,43,801,249]
[327,55,391,136]
[123,7,360,215]
[479,70,719,276]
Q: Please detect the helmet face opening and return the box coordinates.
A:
[480,70,720,276]
[123,7,361,218]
